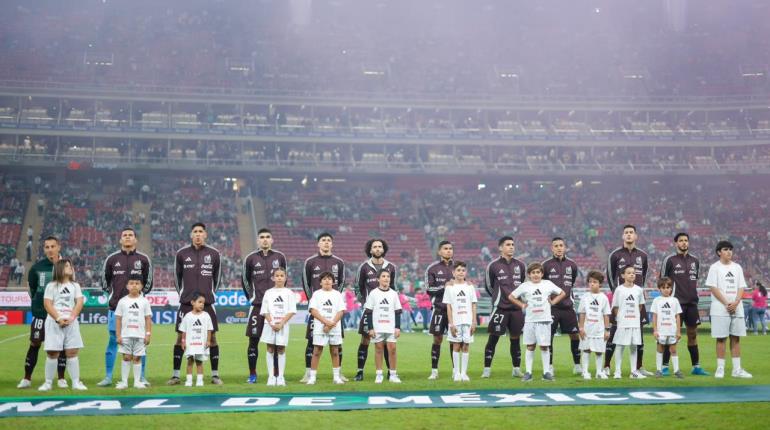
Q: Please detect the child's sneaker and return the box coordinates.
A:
[134,382,148,389]
[714,367,725,379]
[210,376,223,385]
[115,381,128,390]
[630,370,646,379]
[57,379,69,388]
[613,371,622,379]
[691,366,710,376]
[276,376,286,386]
[196,379,204,387]
[638,368,654,377]
[673,371,684,379]
[247,374,257,384]
[72,381,88,391]
[521,373,533,382]
[267,376,277,386]
[333,377,345,385]
[305,376,316,385]
[427,369,439,380]
[452,373,461,382]
[461,374,470,382]
[512,367,522,378]
[184,379,193,387]
[731,368,753,379]
[389,374,402,383]
[603,367,611,377]
[573,364,583,375]
[542,372,554,381]
[374,373,384,384]
[38,381,52,392]
[654,370,663,378]
[596,372,608,379]
[582,372,592,380]
[481,368,491,378]
[299,370,311,383]
[661,366,670,376]
[16,379,31,389]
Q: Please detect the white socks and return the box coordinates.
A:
[541,350,550,374]
[133,363,142,385]
[266,351,275,377]
[525,349,534,374]
[717,358,725,369]
[278,353,286,377]
[656,352,663,371]
[452,351,460,375]
[732,357,741,370]
[66,357,80,383]
[582,352,590,372]
[461,352,469,376]
[615,346,625,374]
[671,356,679,373]
[121,360,131,384]
[595,355,603,374]
[629,345,638,373]
[45,357,57,383]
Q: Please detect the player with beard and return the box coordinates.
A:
[659,232,709,376]
[354,239,397,381]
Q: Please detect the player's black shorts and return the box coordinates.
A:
[30,317,45,342]
[487,309,524,337]
[245,304,265,338]
[551,307,579,335]
[429,307,449,336]
[680,303,701,327]
[176,304,219,332]
[358,311,372,336]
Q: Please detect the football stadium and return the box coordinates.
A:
[0,0,769,428]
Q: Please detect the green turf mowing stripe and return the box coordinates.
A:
[1,385,768,417]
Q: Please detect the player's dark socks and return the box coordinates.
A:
[173,345,183,371]
[687,345,700,366]
[357,344,369,369]
[484,335,499,368]
[210,345,220,371]
[509,338,521,367]
[636,341,644,369]
[604,342,615,368]
[448,343,453,366]
[384,348,391,371]
[570,339,581,365]
[24,344,41,379]
[305,340,314,369]
[339,345,343,366]
[57,354,66,379]
[430,344,441,369]
[662,346,671,367]
[247,338,259,375]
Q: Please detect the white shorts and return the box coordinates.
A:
[261,324,290,346]
[372,332,398,343]
[447,324,474,344]
[656,335,679,346]
[185,353,208,362]
[313,333,343,346]
[118,337,147,356]
[44,318,84,351]
[522,321,552,346]
[711,315,747,338]
[579,337,606,353]
[612,327,642,346]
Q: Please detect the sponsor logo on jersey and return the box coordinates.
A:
[380,298,389,305]
[255,262,262,268]
[625,295,636,302]
[185,257,192,262]
[314,266,320,271]
[115,262,121,267]
[726,272,734,278]
[323,300,333,306]
[458,290,466,297]
[550,268,557,273]
[437,270,443,275]
[130,303,140,309]
[274,295,284,303]
[533,289,541,296]
[662,302,671,309]
[619,258,626,264]
[498,269,505,274]
[193,319,202,326]
[675,264,682,268]
[61,286,71,294]
[590,299,599,306]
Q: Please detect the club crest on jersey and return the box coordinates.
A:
[204,255,212,264]
[134,260,142,270]
[565,267,572,275]
[514,266,521,274]
[332,265,338,274]
[272,260,280,269]
[636,257,642,265]
[691,263,696,270]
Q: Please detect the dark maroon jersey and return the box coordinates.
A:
[606,246,648,292]
[485,256,526,311]
[542,256,579,309]
[175,244,221,305]
[302,253,345,298]
[242,249,287,305]
[102,249,153,311]
[660,252,700,305]
[355,258,397,303]
[425,259,454,310]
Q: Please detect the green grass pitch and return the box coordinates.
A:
[0,324,769,429]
